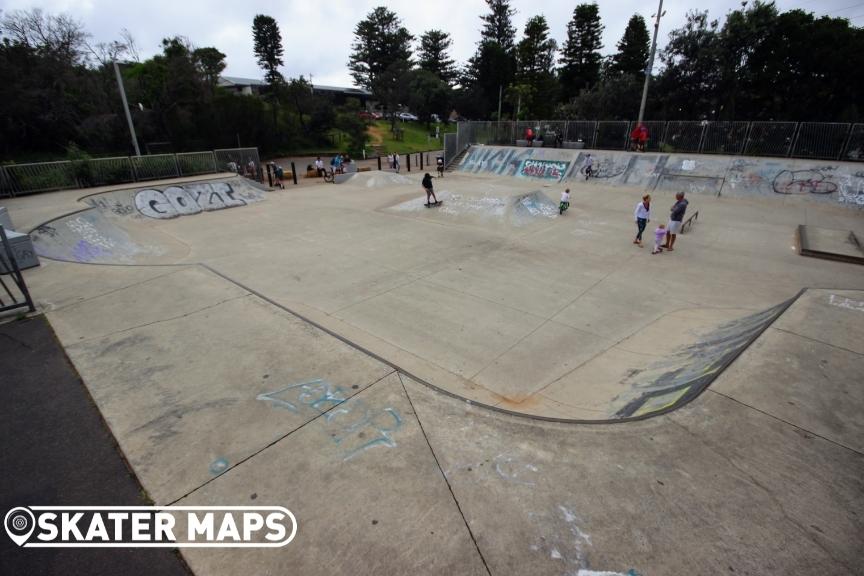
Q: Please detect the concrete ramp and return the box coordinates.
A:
[456,145,864,208]
[385,187,559,229]
[29,176,265,264]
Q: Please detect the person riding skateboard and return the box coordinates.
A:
[422,173,438,205]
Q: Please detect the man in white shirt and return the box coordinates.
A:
[314,157,324,177]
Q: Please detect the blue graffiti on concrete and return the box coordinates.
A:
[257,379,402,461]
[209,457,229,476]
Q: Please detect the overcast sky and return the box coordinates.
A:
[3,0,861,85]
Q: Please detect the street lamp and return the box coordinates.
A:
[113,61,141,157]
[637,0,666,126]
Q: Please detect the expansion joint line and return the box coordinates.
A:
[707,389,863,457]
[397,373,493,576]
[166,369,396,506]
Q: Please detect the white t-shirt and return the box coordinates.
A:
[561,192,570,202]
[634,201,650,220]
[315,159,323,169]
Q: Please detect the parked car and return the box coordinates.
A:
[358,111,374,120]
[397,112,419,121]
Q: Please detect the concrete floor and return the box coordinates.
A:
[3,169,864,574]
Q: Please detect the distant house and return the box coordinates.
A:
[311,84,373,107]
[217,77,374,107]
[218,76,268,96]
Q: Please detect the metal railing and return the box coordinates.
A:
[0,147,262,198]
[456,120,864,163]
[0,225,35,315]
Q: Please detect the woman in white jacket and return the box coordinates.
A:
[633,194,651,246]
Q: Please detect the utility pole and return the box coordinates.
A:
[114,61,141,157]
[637,0,665,126]
[497,85,503,122]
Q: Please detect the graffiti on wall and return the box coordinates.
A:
[518,159,570,181]
[257,378,402,461]
[134,182,263,219]
[772,169,837,195]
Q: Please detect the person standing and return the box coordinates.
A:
[394,154,401,173]
[582,154,595,180]
[633,194,651,246]
[663,192,689,251]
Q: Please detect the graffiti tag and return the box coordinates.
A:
[518,159,569,181]
[134,182,255,219]
[772,169,837,195]
[257,379,402,461]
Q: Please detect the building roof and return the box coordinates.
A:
[218,76,268,87]
[312,84,373,97]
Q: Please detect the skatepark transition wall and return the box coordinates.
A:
[456,145,864,208]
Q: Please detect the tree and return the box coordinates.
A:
[252,15,284,85]
[653,11,722,119]
[611,15,649,77]
[193,47,226,90]
[418,30,457,85]
[407,69,451,125]
[480,0,517,51]
[515,15,558,118]
[463,0,518,118]
[559,3,604,102]
[348,6,413,94]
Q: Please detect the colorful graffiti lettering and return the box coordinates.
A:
[518,159,570,181]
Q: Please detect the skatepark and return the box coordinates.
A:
[3,145,864,575]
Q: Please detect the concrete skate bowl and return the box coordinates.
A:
[29,177,266,265]
[432,296,799,423]
[456,145,864,208]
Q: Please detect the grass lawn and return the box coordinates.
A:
[367,120,455,154]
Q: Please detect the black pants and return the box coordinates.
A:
[636,218,647,240]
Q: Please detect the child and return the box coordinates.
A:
[652,224,666,254]
[559,188,571,215]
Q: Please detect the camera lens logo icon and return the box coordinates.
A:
[4,507,35,546]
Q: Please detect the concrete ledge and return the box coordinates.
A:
[563,141,586,149]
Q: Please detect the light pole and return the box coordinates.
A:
[637,0,665,126]
[113,61,141,157]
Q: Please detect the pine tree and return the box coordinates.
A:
[463,0,518,117]
[480,0,517,51]
[515,15,558,117]
[558,3,604,102]
[348,7,413,94]
[418,30,457,85]
[252,15,284,85]
[611,15,650,77]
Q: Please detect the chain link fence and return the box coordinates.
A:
[451,120,863,164]
[1,148,261,198]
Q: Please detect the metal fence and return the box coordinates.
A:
[0,147,262,198]
[456,120,864,162]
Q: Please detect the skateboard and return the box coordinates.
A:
[425,201,443,208]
